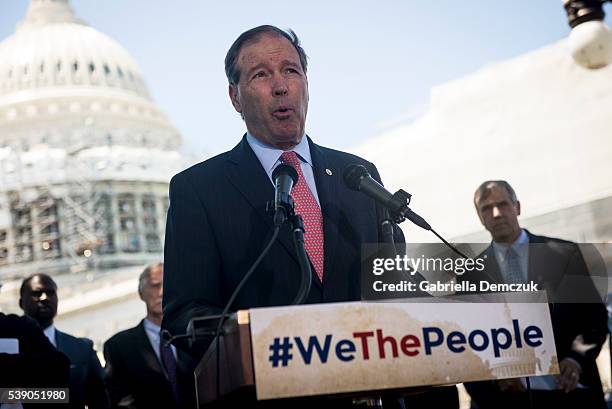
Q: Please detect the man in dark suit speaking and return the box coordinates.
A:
[162,25,402,356]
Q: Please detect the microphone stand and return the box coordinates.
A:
[165,196,314,403]
[207,198,313,401]
[385,190,470,260]
[288,212,312,305]
[267,196,312,305]
[380,208,396,247]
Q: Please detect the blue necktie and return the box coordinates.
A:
[505,248,525,284]
[160,340,181,407]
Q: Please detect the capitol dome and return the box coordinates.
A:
[0,0,150,101]
[0,0,191,278]
[0,0,180,154]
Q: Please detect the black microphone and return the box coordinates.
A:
[272,164,299,226]
[343,164,431,230]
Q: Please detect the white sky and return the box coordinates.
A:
[2,0,606,158]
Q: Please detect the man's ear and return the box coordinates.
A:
[477,211,486,226]
[516,201,521,216]
[474,197,485,225]
[229,85,242,113]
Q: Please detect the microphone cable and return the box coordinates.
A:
[343,164,470,260]
[213,225,280,399]
[429,226,470,260]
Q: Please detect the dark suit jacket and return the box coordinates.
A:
[55,329,109,409]
[0,314,69,386]
[162,136,403,354]
[461,231,608,408]
[0,314,69,409]
[103,320,195,409]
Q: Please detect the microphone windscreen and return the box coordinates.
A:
[343,164,370,191]
[272,164,299,184]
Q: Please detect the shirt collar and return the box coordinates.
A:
[492,228,529,260]
[246,132,312,174]
[43,324,56,347]
[144,318,161,333]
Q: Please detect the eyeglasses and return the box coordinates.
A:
[30,289,57,298]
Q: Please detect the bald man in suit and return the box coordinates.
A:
[104,263,195,409]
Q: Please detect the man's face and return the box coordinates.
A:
[20,275,58,328]
[140,265,163,318]
[229,33,309,150]
[475,186,522,244]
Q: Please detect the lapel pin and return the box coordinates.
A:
[325,168,333,176]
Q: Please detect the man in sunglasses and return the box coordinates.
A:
[19,274,109,409]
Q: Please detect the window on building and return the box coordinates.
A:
[15,244,33,263]
[0,247,8,265]
[145,233,161,252]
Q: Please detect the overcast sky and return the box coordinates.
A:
[1,0,597,158]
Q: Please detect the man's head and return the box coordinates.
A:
[474,180,522,244]
[138,262,164,324]
[226,25,309,150]
[19,273,58,329]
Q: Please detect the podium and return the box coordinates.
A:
[194,299,558,407]
[194,311,256,406]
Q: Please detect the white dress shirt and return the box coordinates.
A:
[143,318,177,363]
[246,132,321,207]
[42,324,57,347]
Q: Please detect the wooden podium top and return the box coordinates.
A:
[195,298,557,406]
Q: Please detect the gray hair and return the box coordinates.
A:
[474,180,518,206]
[225,25,308,86]
[138,262,163,294]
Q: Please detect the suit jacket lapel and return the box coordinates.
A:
[225,136,299,264]
[528,231,542,282]
[224,136,340,289]
[54,329,64,350]
[309,138,340,286]
[484,244,504,283]
[527,230,559,287]
[135,320,165,377]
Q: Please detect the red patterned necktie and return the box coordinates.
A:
[280,151,325,282]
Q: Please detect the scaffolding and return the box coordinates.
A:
[0,144,107,276]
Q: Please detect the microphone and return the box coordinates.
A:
[343,164,431,230]
[563,0,605,29]
[272,164,299,226]
[562,0,612,69]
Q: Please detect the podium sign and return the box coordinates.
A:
[249,300,558,400]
